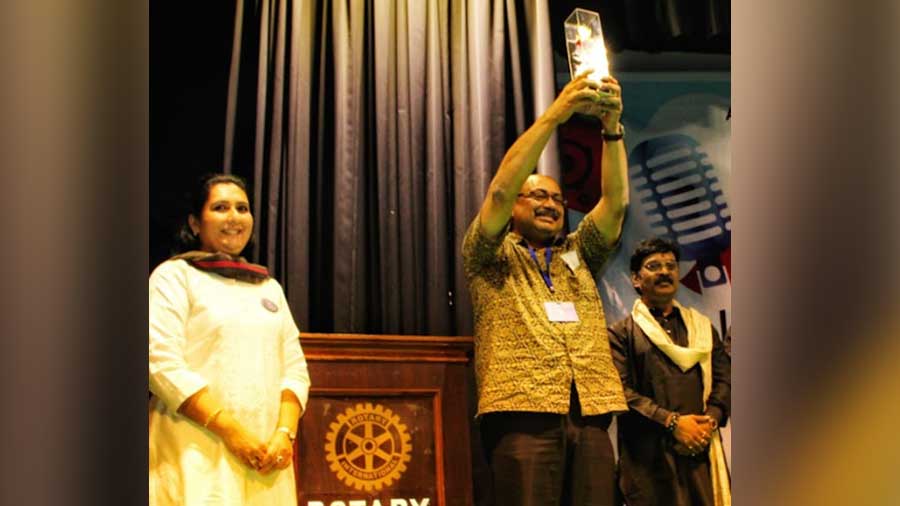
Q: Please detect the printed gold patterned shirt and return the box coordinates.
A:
[463,216,628,416]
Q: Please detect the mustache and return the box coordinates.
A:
[655,275,675,285]
[534,207,560,219]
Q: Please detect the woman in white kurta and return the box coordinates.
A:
[149,174,310,506]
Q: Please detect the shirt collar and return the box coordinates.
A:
[508,229,566,248]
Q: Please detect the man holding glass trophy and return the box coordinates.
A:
[462,9,629,506]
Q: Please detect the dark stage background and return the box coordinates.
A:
[151,0,729,273]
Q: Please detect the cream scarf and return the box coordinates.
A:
[632,298,731,506]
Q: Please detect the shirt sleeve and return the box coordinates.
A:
[276,285,311,412]
[148,261,209,411]
[705,326,731,427]
[571,217,617,274]
[461,215,507,277]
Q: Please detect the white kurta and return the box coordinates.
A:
[149,259,311,506]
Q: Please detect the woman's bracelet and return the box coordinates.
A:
[277,426,297,442]
[203,408,223,428]
[666,412,680,433]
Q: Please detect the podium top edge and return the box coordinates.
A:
[299,332,474,345]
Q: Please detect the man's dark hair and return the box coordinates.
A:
[629,237,681,274]
[175,173,251,252]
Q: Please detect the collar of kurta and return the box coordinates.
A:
[171,251,269,284]
[649,304,682,325]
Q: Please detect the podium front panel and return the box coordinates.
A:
[295,334,473,506]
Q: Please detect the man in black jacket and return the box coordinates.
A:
[608,238,731,505]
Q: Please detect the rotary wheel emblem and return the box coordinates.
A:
[324,403,413,491]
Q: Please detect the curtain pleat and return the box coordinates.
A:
[522,0,559,180]
[266,0,287,273]
[331,0,367,331]
[373,0,396,331]
[423,0,452,335]
[224,0,245,173]
[309,1,333,331]
[400,0,425,334]
[504,0,524,135]
[251,0,271,261]
[283,0,314,328]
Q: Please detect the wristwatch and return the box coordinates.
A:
[277,426,296,442]
[601,123,625,141]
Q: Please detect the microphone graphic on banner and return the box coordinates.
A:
[628,133,731,295]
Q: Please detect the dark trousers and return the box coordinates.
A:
[479,385,619,506]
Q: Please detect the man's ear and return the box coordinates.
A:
[631,272,642,291]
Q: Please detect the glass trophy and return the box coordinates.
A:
[564,8,609,82]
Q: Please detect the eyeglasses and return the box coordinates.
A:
[517,189,567,206]
[642,261,679,272]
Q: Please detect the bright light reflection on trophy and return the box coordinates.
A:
[565,8,609,82]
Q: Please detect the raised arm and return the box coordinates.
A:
[583,76,628,247]
[477,72,613,238]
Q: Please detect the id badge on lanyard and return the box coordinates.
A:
[529,245,579,323]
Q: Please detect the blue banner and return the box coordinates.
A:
[563,72,731,335]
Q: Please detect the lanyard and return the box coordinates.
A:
[528,245,554,293]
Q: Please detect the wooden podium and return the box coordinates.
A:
[294,333,475,506]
